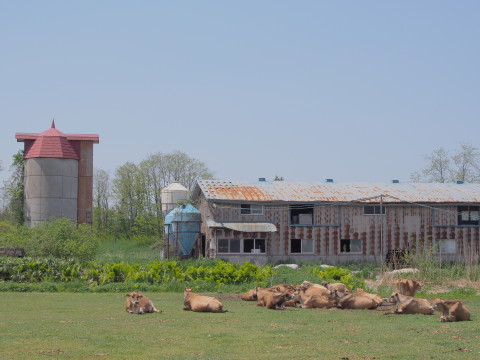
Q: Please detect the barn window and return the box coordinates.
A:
[458,206,479,226]
[241,204,263,215]
[243,239,265,253]
[364,205,386,215]
[340,239,362,253]
[217,239,241,253]
[290,204,314,225]
[434,239,456,254]
[290,239,314,253]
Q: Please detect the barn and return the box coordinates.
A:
[192,179,480,265]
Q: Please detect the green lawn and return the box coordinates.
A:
[1,292,479,360]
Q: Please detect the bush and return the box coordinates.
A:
[312,266,366,290]
[20,218,99,261]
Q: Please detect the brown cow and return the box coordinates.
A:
[394,279,422,296]
[432,299,471,322]
[301,281,330,297]
[389,292,434,315]
[294,290,334,309]
[125,291,161,314]
[322,281,352,298]
[329,289,380,310]
[356,288,384,306]
[241,289,257,301]
[183,288,227,313]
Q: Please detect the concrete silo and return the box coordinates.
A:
[15,121,99,227]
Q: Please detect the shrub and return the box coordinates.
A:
[312,266,365,290]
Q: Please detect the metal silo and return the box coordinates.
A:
[163,203,202,258]
[161,182,189,215]
[15,121,99,226]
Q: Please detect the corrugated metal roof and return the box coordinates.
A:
[195,180,480,203]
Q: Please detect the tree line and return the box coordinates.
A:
[0,150,214,244]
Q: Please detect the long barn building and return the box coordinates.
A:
[192,179,480,265]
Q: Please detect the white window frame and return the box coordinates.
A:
[363,205,386,215]
[240,204,263,215]
[340,239,362,254]
[434,239,456,254]
[290,238,314,254]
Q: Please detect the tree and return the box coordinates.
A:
[1,150,25,224]
[411,143,480,183]
[451,143,480,183]
[93,168,111,232]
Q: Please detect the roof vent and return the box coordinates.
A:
[258,177,266,182]
[456,180,464,184]
[325,179,334,183]
[392,180,399,184]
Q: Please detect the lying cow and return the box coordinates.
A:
[293,290,334,309]
[183,287,226,313]
[241,289,257,301]
[125,291,161,314]
[301,280,330,297]
[432,299,471,322]
[253,286,294,310]
[322,281,352,297]
[389,292,434,315]
[394,278,422,296]
[330,289,380,310]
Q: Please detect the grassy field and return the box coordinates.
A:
[1,292,480,360]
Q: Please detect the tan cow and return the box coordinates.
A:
[125,291,161,314]
[322,281,352,298]
[432,299,471,322]
[394,278,422,296]
[356,288,384,306]
[183,288,227,313]
[301,280,330,297]
[389,292,434,315]
[241,289,257,301]
[329,289,380,310]
[294,290,334,309]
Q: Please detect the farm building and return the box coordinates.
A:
[15,121,99,227]
[192,179,480,265]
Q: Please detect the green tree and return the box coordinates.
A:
[2,150,25,224]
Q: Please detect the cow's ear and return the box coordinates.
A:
[138,295,143,299]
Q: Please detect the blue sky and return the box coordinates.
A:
[1,1,479,185]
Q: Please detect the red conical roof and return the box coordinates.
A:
[15,121,99,159]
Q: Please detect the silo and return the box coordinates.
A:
[161,182,189,215]
[15,121,99,226]
[163,204,202,257]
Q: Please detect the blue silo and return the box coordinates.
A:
[164,204,202,257]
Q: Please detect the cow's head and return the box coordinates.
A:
[126,291,142,305]
[389,292,400,303]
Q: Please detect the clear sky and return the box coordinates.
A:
[1,1,479,186]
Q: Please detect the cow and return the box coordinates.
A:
[241,289,257,301]
[322,281,352,298]
[394,278,422,296]
[293,290,334,309]
[355,288,384,306]
[389,292,434,315]
[301,280,330,297]
[252,286,294,310]
[432,299,471,322]
[125,291,161,314]
[183,287,227,313]
[329,289,380,310]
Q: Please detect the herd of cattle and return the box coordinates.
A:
[125,278,471,322]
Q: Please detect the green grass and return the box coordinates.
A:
[1,292,480,360]
[95,238,161,264]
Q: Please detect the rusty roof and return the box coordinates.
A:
[195,180,480,204]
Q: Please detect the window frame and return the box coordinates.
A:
[434,239,457,254]
[290,204,314,225]
[216,238,265,254]
[290,238,314,254]
[363,205,386,215]
[340,238,362,254]
[458,206,479,226]
[240,204,264,215]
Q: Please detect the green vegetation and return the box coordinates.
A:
[1,292,479,360]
